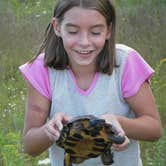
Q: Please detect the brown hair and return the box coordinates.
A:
[33,0,117,75]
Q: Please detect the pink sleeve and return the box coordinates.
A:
[122,50,154,98]
[19,53,51,100]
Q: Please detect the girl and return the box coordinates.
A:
[19,0,162,165]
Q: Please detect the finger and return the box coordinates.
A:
[45,123,60,141]
[47,128,60,140]
[53,112,65,130]
[112,125,125,136]
[117,129,125,137]
[112,138,130,151]
[103,114,125,136]
[47,120,60,135]
[55,121,63,131]
[62,114,71,124]
[111,144,127,151]
[49,123,60,136]
[54,113,72,130]
[46,131,60,142]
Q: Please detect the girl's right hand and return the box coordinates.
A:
[44,112,71,142]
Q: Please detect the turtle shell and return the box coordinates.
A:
[56,115,125,166]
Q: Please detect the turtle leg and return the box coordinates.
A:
[71,157,85,164]
[64,153,72,166]
[101,149,114,165]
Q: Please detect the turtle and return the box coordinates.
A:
[56,115,125,166]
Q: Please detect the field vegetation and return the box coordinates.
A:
[0,0,165,165]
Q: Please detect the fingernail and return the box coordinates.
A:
[59,124,63,131]
[55,132,60,139]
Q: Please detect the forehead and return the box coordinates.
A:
[61,7,107,27]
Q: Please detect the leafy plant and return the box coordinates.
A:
[0,0,166,165]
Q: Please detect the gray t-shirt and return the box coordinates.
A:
[48,45,143,166]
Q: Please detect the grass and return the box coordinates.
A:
[0,0,166,165]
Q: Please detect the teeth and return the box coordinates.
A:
[77,50,91,54]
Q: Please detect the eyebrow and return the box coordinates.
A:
[65,23,105,29]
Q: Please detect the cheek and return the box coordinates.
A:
[94,38,106,48]
[61,35,77,48]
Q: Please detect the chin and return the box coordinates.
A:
[77,61,95,66]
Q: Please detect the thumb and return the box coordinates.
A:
[52,112,65,131]
[62,114,71,124]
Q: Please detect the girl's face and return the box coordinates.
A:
[53,7,111,69]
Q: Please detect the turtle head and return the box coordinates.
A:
[108,134,125,144]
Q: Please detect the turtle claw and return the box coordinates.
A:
[109,134,125,144]
[101,149,114,165]
[64,153,72,166]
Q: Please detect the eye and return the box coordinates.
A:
[91,32,101,35]
[68,31,78,34]
[66,26,78,35]
[91,26,104,36]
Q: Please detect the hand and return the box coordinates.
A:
[44,112,71,142]
[101,114,130,151]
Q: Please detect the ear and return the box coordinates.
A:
[106,24,112,40]
[52,17,61,37]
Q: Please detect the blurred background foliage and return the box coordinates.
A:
[0,0,166,165]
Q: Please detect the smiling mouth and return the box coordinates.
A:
[75,50,93,55]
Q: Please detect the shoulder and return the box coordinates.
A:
[115,44,151,70]
[116,44,134,55]
[19,53,51,100]
[29,53,46,69]
[19,53,46,71]
[115,44,137,64]
[116,44,154,98]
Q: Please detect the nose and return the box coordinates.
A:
[78,32,90,47]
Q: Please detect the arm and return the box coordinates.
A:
[23,83,69,156]
[118,81,162,141]
[23,83,52,156]
[101,82,162,151]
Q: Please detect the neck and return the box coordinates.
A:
[69,64,96,79]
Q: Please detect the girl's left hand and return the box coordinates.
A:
[101,114,130,151]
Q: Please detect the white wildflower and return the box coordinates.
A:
[38,158,50,165]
